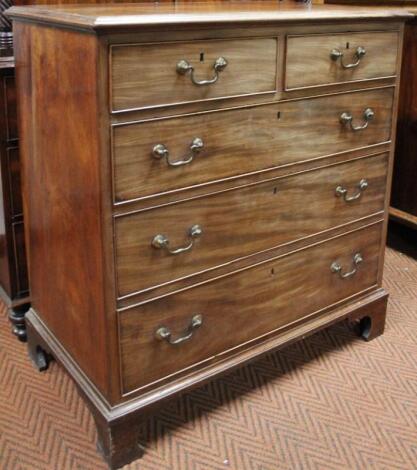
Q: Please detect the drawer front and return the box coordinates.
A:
[286,31,399,90]
[115,154,387,298]
[110,38,277,112]
[113,88,393,203]
[119,223,382,393]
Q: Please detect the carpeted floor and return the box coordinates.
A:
[1,243,416,470]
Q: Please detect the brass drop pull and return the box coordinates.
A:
[340,108,374,131]
[176,56,228,86]
[155,314,203,345]
[335,179,368,202]
[151,224,202,255]
[330,46,366,69]
[331,253,363,279]
[152,138,204,167]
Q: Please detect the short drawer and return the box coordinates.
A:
[286,31,399,90]
[115,154,388,298]
[110,38,277,112]
[113,88,393,203]
[119,223,382,393]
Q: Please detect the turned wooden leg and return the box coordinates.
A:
[8,303,30,342]
[26,317,52,371]
[94,414,146,469]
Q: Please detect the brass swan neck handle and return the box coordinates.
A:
[176,56,228,86]
[155,314,203,345]
[330,46,366,69]
[331,253,363,279]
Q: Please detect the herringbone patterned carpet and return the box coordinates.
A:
[1,245,416,470]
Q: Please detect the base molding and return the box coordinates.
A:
[25,287,388,469]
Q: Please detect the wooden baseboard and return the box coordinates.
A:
[25,287,388,424]
[25,288,389,469]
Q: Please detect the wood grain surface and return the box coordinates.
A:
[13,22,112,395]
[119,222,382,394]
[5,1,412,32]
[110,38,277,112]
[286,30,399,89]
[115,154,388,298]
[113,87,394,203]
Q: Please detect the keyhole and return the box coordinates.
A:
[273,187,278,194]
[271,268,275,275]
[200,52,205,62]
[346,42,350,49]
[277,111,281,120]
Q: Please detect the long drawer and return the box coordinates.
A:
[112,88,393,203]
[115,154,387,298]
[119,223,382,393]
[286,31,399,90]
[110,38,277,112]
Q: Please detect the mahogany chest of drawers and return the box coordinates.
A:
[7,1,410,468]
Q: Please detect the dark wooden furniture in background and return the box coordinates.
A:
[0,59,29,340]
[7,1,410,468]
[1,0,30,341]
[391,13,417,229]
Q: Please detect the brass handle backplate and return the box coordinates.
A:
[331,253,363,279]
[152,138,204,167]
[155,314,203,345]
[176,56,228,86]
[340,107,374,131]
[330,46,366,69]
[335,179,368,202]
[152,224,202,255]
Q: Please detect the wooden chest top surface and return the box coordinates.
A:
[6,0,412,31]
